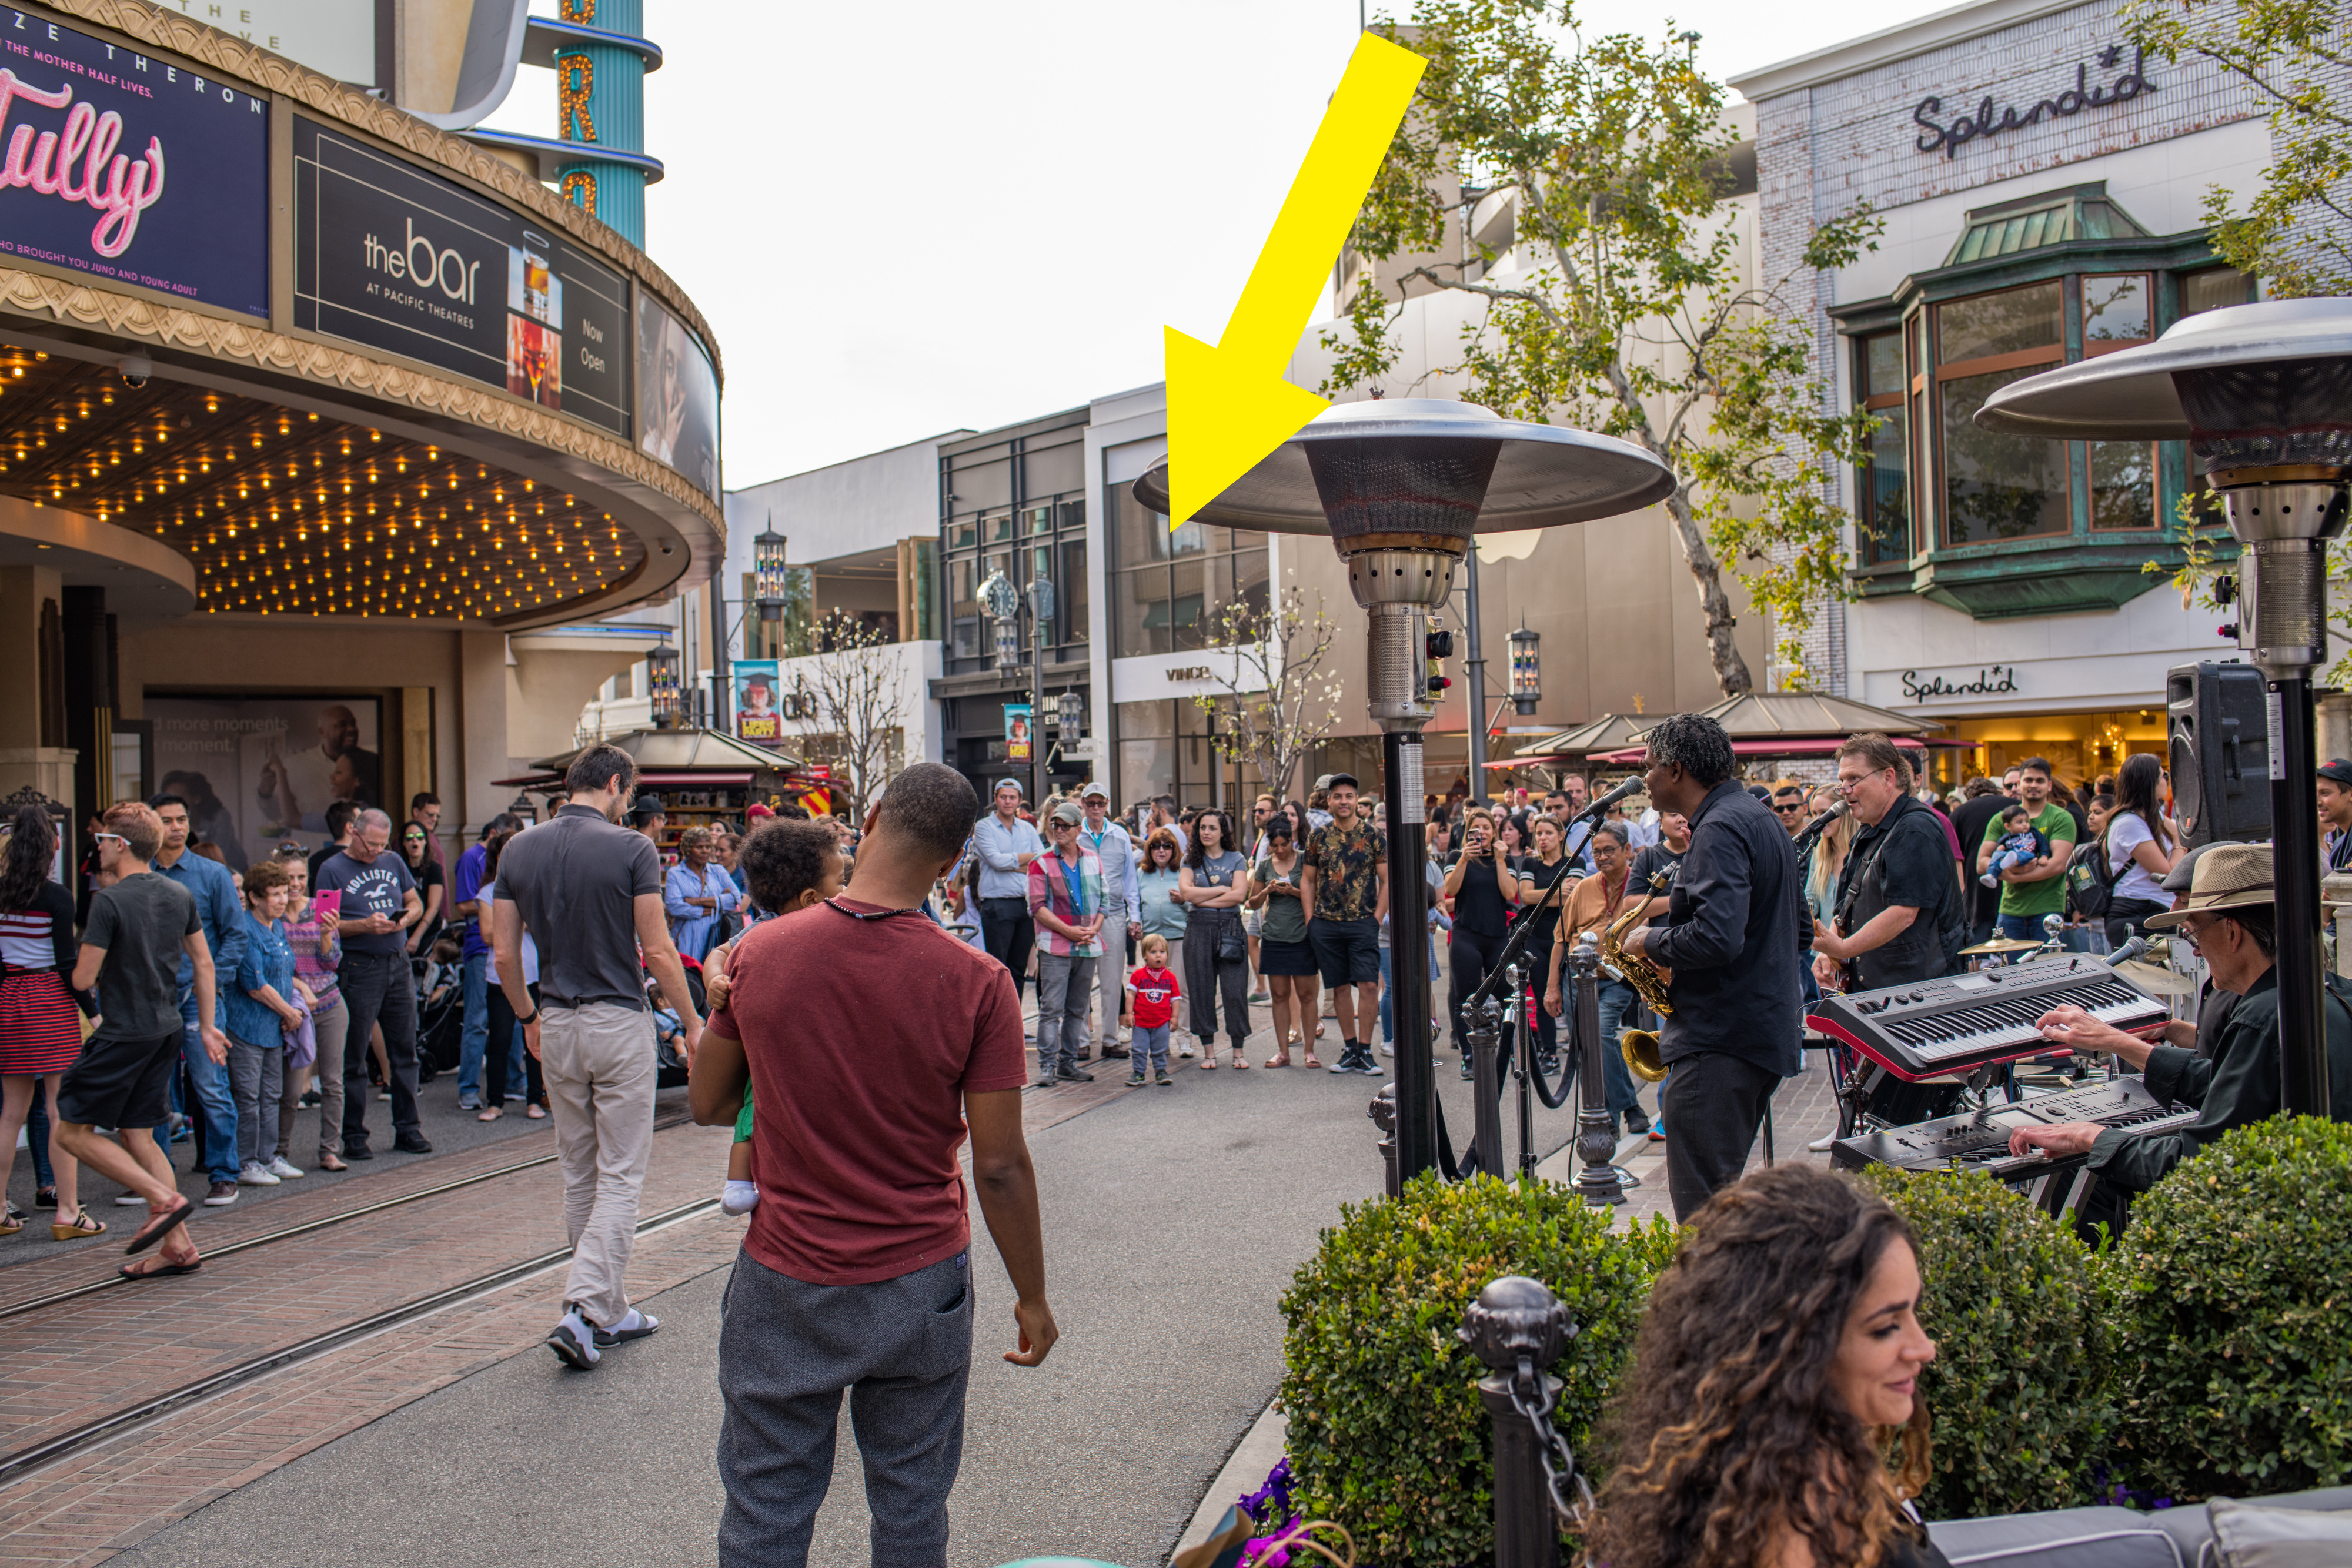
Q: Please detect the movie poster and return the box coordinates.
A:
[148,696,386,871]
[1005,703,1033,763]
[734,660,783,747]
[635,294,720,500]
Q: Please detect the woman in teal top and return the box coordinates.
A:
[1134,827,1192,1057]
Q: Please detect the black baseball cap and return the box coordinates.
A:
[1327,773,1359,791]
[2320,758,2352,787]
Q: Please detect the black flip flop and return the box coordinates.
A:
[119,1256,202,1279]
[123,1197,193,1255]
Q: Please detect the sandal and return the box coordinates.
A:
[1264,1053,1292,1069]
[526,1102,546,1119]
[120,1251,202,1279]
[125,1196,194,1256]
[1231,1051,1251,1071]
[1304,1053,1324,1069]
[0,1206,21,1236]
[52,1211,107,1241]
[477,1107,503,1122]
[1199,1053,1218,1069]
[316,1151,349,1172]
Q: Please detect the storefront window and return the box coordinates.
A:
[1942,364,2069,543]
[940,493,1088,671]
[1855,330,1909,563]
[2183,268,2254,316]
[2083,273,2151,348]
[1111,487,1271,658]
[2090,440,2158,530]
[1118,699,1174,810]
[1939,282,2062,364]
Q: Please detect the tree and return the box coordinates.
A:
[2124,0,2352,297]
[1191,579,1346,803]
[1326,0,1883,694]
[785,608,907,824]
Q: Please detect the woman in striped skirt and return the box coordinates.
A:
[0,804,100,1241]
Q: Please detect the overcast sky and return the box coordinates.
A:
[480,0,1961,487]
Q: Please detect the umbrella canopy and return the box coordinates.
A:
[1512,713,1653,758]
[1675,691,1944,740]
[528,727,802,775]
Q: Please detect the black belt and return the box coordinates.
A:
[541,994,646,1012]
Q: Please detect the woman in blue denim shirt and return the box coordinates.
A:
[226,860,310,1191]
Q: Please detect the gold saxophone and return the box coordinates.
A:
[1596,868,1675,1082]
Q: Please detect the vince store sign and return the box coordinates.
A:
[0,8,269,316]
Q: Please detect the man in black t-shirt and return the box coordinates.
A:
[55,803,224,1269]
[1812,735,1964,992]
[1948,778,2014,948]
[316,810,426,1158]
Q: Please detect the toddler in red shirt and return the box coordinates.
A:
[1123,933,1183,1088]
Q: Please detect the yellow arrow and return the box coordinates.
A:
[1164,32,1426,527]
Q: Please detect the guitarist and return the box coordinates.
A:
[1810,733,1965,995]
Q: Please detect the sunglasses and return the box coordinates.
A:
[94,832,128,847]
[1773,801,1806,814]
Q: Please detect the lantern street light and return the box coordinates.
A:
[1980,297,2352,1116]
[1057,688,1085,734]
[753,523,789,623]
[1508,623,1542,716]
[1136,400,1672,1182]
[646,638,682,731]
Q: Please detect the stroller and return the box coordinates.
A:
[649,957,707,1090]
[414,945,466,1084]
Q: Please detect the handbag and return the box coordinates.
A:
[1215,907,1247,963]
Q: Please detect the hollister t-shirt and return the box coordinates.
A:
[315,850,417,956]
[709,896,1029,1286]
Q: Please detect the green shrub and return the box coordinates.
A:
[2112,1116,2352,1500]
[1278,1172,1676,1566]
[1858,1165,2120,1519]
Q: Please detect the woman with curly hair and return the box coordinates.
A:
[1584,1164,1946,1568]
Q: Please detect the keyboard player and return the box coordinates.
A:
[2008,844,2352,1229]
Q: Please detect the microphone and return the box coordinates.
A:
[1572,775,1643,825]
[2104,935,2150,967]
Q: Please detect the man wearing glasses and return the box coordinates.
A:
[2009,842,2352,1233]
[1809,734,1965,995]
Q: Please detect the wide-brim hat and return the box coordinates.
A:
[2144,842,2274,928]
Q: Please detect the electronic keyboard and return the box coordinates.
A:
[1806,955,2171,1082]
[1830,1075,2200,1220]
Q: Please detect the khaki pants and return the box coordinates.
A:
[541,1001,656,1326]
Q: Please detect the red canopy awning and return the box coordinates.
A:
[1589,737,1929,765]
[1481,753,1573,770]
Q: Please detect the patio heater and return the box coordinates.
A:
[1979,297,2352,1116]
[1137,399,1672,1180]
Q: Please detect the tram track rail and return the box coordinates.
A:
[0,1106,699,1326]
[0,1191,721,1490]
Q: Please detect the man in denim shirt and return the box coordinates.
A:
[971,780,1045,1005]
[149,794,247,1206]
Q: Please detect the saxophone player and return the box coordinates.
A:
[1614,714,1808,1221]
[1542,823,1654,1139]
[1809,734,1966,994]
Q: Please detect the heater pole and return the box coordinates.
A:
[2271,673,2330,1116]
[1385,729,1434,1179]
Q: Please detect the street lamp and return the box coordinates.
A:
[753,523,789,623]
[1508,623,1542,716]
[1136,399,1672,1181]
[1057,688,1085,733]
[1980,297,2352,1116]
[647,638,682,730]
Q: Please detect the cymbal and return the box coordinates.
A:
[2114,959,2197,998]
[1960,937,2044,955]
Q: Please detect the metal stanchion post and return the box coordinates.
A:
[1508,962,1538,1181]
[1369,1084,1400,1199]
[1470,998,1504,1180]
[1570,934,1624,1205]
[1462,1276,1578,1568]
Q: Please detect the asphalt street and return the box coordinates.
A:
[115,1001,1601,1568]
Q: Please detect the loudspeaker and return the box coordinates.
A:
[2167,660,2272,847]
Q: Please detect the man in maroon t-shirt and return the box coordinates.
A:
[692,763,1055,1566]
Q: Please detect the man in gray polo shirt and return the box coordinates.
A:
[493,742,703,1369]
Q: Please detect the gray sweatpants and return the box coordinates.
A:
[717,1250,975,1568]
[1034,951,1096,1079]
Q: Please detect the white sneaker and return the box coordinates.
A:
[238,1161,282,1186]
[1176,1037,1196,1058]
[113,1193,148,1206]
[267,1155,305,1179]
